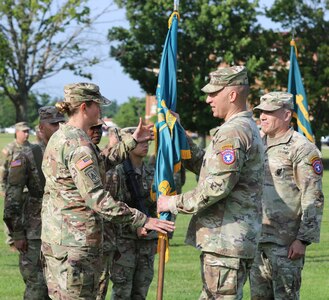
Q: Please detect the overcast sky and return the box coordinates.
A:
[33,0,278,104]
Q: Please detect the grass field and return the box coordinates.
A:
[0,133,328,299]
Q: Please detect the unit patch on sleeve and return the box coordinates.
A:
[221,149,236,165]
[85,168,101,184]
[310,156,323,175]
[76,156,93,171]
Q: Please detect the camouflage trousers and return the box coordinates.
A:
[96,250,114,300]
[41,242,103,300]
[250,243,304,300]
[110,238,157,300]
[199,252,253,300]
[19,239,49,299]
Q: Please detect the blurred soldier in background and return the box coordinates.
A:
[0,122,32,250]
[105,127,157,300]
[3,106,64,299]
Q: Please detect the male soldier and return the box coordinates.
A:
[158,66,265,299]
[250,92,324,299]
[0,122,32,249]
[106,127,157,300]
[3,106,65,299]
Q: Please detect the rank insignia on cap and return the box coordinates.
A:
[312,159,323,175]
[10,159,22,167]
[76,156,93,170]
[221,149,236,165]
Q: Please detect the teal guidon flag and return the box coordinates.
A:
[288,39,314,143]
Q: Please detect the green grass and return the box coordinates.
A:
[0,133,328,299]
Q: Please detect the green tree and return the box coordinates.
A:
[263,0,329,146]
[114,97,146,128]
[0,0,109,122]
[108,0,272,136]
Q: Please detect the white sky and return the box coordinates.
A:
[33,0,278,104]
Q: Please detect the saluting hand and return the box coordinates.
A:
[132,117,154,143]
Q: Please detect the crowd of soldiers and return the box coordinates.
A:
[0,66,324,300]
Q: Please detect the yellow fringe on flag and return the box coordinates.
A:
[290,39,298,57]
[181,149,192,159]
[168,11,180,28]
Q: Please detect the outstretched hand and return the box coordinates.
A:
[144,217,175,234]
[157,195,171,214]
[132,118,154,143]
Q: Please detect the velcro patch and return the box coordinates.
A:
[221,144,234,151]
[10,159,22,168]
[312,159,323,175]
[221,149,236,165]
[85,168,101,184]
[76,156,93,171]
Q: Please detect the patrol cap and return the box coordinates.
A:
[15,122,30,131]
[201,66,249,94]
[254,92,294,112]
[90,119,107,129]
[64,83,111,106]
[39,106,66,123]
[120,127,137,136]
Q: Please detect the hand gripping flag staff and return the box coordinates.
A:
[288,38,314,143]
[151,1,191,299]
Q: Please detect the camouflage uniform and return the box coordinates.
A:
[4,143,48,299]
[41,83,147,300]
[166,67,265,300]
[0,122,32,247]
[105,158,157,300]
[250,92,324,300]
[3,107,64,300]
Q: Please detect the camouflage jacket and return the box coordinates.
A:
[105,160,157,244]
[260,128,324,245]
[3,143,44,240]
[0,140,32,192]
[168,111,265,258]
[41,123,147,247]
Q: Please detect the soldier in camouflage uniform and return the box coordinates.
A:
[250,92,324,300]
[41,82,174,300]
[105,127,157,300]
[158,66,265,300]
[3,107,64,299]
[0,122,32,248]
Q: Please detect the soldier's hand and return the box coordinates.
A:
[14,239,28,254]
[288,240,306,260]
[157,195,171,213]
[132,118,154,143]
[144,218,175,234]
[136,227,148,238]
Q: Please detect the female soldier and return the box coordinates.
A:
[41,83,174,299]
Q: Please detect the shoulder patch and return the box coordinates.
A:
[85,168,101,184]
[310,157,323,175]
[10,159,22,168]
[220,144,234,151]
[221,149,236,165]
[76,156,93,171]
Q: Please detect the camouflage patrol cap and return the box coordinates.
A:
[201,66,249,94]
[254,92,294,112]
[90,119,107,129]
[15,122,30,131]
[120,127,137,136]
[39,106,66,123]
[64,83,111,106]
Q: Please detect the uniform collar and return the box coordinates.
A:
[210,111,252,137]
[265,127,294,148]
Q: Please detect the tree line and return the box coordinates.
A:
[0,0,328,144]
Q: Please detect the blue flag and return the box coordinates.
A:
[151,12,191,247]
[288,39,314,142]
